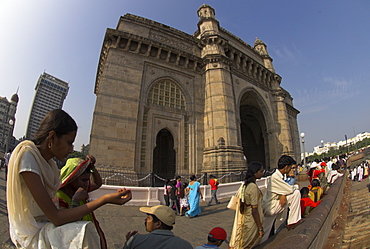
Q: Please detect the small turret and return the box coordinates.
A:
[254,37,275,73]
[197,4,216,19]
[11,93,19,103]
[197,4,219,37]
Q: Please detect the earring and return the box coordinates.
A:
[48,143,53,149]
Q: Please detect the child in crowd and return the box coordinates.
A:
[194,227,228,249]
[300,187,321,217]
[170,180,180,215]
[58,156,107,249]
[284,160,297,185]
[309,179,323,202]
[179,182,189,216]
[163,179,171,206]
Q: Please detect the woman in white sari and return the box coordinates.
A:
[7,109,132,248]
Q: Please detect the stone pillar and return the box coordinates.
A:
[197,4,245,172]
[273,90,294,156]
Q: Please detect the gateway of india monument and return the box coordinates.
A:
[89,4,300,180]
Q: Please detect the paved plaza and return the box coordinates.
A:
[0,169,235,248]
[1,168,369,249]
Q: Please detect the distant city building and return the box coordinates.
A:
[0,91,19,154]
[312,132,370,155]
[26,72,69,140]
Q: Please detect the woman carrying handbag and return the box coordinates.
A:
[229,162,265,249]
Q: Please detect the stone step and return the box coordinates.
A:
[341,180,370,249]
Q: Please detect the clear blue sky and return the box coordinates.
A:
[1,0,369,154]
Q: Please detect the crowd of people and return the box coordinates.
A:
[349,161,369,182]
[4,108,351,249]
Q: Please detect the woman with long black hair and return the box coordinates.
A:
[7,109,132,248]
[229,162,265,249]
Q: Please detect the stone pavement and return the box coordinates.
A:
[0,170,13,248]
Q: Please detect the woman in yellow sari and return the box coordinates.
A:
[229,162,265,249]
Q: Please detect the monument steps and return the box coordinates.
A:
[342,180,370,249]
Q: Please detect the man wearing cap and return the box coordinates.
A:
[123,205,192,249]
[194,227,228,249]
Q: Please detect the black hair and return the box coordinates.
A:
[176,176,181,180]
[278,155,294,169]
[190,175,196,181]
[300,187,309,197]
[332,164,340,170]
[149,214,173,230]
[312,179,320,187]
[245,162,263,186]
[165,179,170,185]
[207,236,223,243]
[32,109,77,145]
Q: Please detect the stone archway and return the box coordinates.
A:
[240,105,266,166]
[153,129,176,182]
[239,89,272,167]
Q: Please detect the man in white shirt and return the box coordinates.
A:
[327,164,343,184]
[261,155,303,243]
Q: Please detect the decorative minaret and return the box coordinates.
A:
[254,38,295,156]
[197,4,246,172]
[254,37,275,73]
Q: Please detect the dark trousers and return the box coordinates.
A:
[208,190,219,204]
[164,195,170,206]
[170,199,180,214]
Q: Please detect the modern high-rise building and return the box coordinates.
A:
[26,72,69,140]
[0,91,18,154]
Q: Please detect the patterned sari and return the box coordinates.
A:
[57,158,107,249]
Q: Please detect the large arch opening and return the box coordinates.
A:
[239,91,269,167]
[240,106,266,166]
[153,129,176,185]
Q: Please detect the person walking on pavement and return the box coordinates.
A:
[208,175,220,206]
[124,205,192,249]
[4,149,11,180]
[185,175,203,218]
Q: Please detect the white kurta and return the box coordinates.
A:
[261,169,301,243]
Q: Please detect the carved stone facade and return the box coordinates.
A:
[90,4,300,179]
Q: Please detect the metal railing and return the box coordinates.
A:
[95,165,247,187]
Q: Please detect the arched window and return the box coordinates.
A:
[148,79,185,110]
